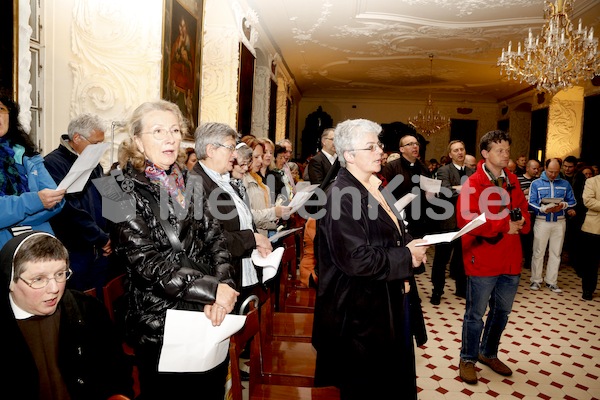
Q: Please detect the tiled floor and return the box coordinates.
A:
[239,250,599,400]
[415,248,600,400]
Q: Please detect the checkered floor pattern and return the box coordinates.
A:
[415,248,600,400]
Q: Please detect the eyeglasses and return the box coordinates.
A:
[213,143,236,152]
[235,161,250,168]
[402,142,420,147]
[79,135,103,145]
[0,105,9,114]
[19,269,73,289]
[352,142,385,152]
[141,127,182,141]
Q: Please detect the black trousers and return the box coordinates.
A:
[577,231,600,295]
[431,239,466,296]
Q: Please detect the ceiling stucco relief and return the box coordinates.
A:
[248,0,600,101]
[388,0,544,18]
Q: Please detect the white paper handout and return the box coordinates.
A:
[393,193,418,213]
[416,213,487,246]
[158,309,246,372]
[268,227,303,243]
[251,246,284,283]
[57,143,111,193]
[419,175,442,194]
[286,183,319,214]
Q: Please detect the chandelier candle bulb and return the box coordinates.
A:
[498,0,600,93]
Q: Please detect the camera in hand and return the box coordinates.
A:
[509,208,522,221]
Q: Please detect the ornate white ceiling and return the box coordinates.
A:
[245,0,600,102]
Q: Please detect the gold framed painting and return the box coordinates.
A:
[161,0,204,139]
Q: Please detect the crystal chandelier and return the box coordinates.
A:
[498,0,600,93]
[408,55,449,137]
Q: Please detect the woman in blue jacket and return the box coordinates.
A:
[0,91,65,249]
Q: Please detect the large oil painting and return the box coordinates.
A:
[162,0,204,138]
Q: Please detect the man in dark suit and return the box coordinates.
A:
[381,134,432,239]
[430,140,474,304]
[308,128,336,185]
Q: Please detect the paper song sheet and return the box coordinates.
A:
[57,143,110,193]
[287,184,319,214]
[158,309,246,372]
[419,175,442,194]
[393,193,418,213]
[268,227,303,243]
[416,213,487,246]
[251,246,284,283]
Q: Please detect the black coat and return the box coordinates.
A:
[312,168,427,399]
[190,163,258,290]
[44,139,109,251]
[381,156,432,238]
[110,164,235,349]
[1,288,133,400]
[308,151,333,185]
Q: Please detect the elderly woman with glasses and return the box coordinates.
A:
[312,119,429,400]
[0,231,134,400]
[110,100,239,399]
[190,122,272,307]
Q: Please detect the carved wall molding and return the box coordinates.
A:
[546,87,584,159]
[251,65,271,137]
[18,0,33,133]
[201,26,240,126]
[70,0,162,119]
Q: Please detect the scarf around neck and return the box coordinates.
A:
[144,160,186,208]
[0,138,28,196]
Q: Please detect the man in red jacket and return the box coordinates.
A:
[456,130,530,385]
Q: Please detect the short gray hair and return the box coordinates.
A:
[334,119,382,168]
[235,142,253,164]
[194,122,238,160]
[276,138,292,148]
[67,113,107,140]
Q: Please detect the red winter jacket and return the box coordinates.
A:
[457,160,530,277]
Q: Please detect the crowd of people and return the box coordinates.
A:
[1,89,599,399]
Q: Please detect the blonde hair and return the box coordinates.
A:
[118,100,188,171]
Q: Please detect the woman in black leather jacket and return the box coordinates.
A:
[110,100,239,400]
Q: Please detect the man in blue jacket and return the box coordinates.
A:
[44,114,112,296]
[528,158,576,293]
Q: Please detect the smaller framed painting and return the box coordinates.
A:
[161,0,204,139]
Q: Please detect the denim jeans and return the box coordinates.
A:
[460,274,520,362]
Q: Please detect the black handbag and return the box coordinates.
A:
[137,186,212,275]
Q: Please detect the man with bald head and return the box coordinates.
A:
[381,134,432,239]
[464,154,477,170]
[528,158,576,293]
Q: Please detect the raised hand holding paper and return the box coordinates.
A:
[416,213,487,246]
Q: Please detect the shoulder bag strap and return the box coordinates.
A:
[137,186,184,253]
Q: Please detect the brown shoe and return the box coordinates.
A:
[459,360,478,384]
[478,354,513,376]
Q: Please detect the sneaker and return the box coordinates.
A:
[478,354,513,376]
[459,360,478,384]
[546,283,562,293]
[530,282,540,291]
